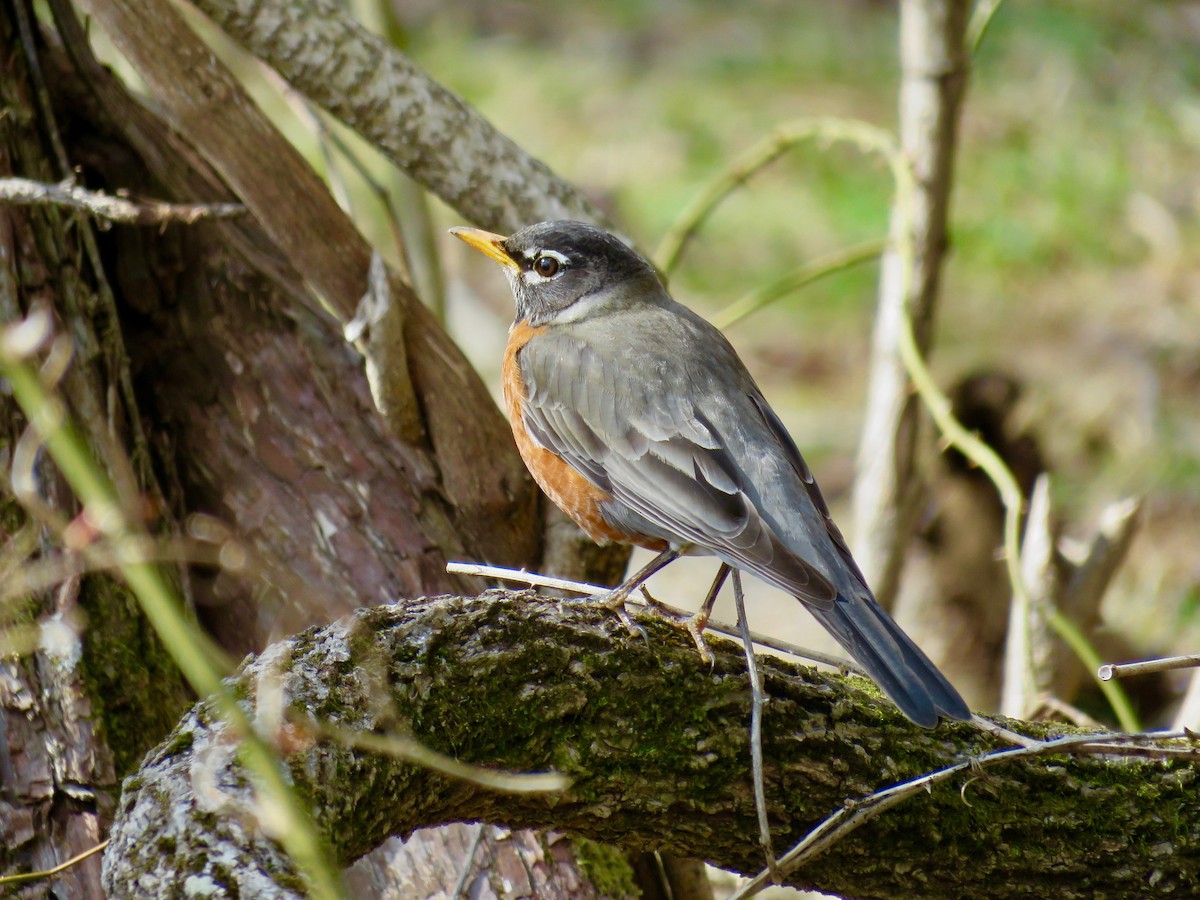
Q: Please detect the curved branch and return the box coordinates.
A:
[189,0,618,239]
[103,593,1200,899]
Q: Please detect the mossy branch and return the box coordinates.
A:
[103,593,1200,900]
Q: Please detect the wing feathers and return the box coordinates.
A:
[518,329,836,607]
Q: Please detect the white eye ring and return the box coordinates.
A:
[523,249,569,283]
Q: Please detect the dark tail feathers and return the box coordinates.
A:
[808,592,970,728]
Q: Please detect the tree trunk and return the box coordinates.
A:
[850,0,970,606]
[0,6,192,894]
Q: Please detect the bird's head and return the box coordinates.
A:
[451,220,662,327]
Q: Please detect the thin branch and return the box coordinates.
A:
[730,729,1192,898]
[732,571,776,881]
[0,840,110,887]
[0,177,244,225]
[1100,654,1200,682]
[654,118,890,276]
[445,561,863,673]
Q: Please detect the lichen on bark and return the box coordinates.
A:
[103,592,1200,899]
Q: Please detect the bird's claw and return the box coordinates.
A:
[590,588,649,643]
[637,592,714,666]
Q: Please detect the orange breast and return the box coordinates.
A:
[503,321,665,551]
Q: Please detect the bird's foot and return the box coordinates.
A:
[588,587,648,642]
[638,593,714,666]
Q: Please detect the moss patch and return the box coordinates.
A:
[574,837,640,899]
[78,574,192,776]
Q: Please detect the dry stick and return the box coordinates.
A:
[731,571,777,882]
[451,825,487,899]
[0,177,244,225]
[0,840,110,887]
[445,561,862,674]
[1100,654,1200,681]
[729,729,1193,899]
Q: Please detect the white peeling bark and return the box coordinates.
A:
[851,0,970,605]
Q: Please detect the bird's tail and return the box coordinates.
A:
[807,592,970,728]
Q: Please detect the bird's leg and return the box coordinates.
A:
[590,546,682,635]
[641,562,730,665]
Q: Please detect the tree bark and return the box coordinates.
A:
[185,0,622,241]
[103,593,1200,900]
[0,5,192,894]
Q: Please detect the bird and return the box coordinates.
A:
[451,219,970,727]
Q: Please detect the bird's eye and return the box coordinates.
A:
[533,255,560,278]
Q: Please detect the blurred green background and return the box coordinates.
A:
[401,0,1200,660]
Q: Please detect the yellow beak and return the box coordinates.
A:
[449,227,519,272]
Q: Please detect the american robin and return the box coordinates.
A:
[452,220,970,727]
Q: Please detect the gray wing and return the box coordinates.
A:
[517,321,839,609]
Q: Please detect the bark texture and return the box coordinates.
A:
[104,593,1200,900]
[189,0,620,241]
[74,0,541,579]
[0,6,192,894]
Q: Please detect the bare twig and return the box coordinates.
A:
[730,729,1193,898]
[1100,654,1200,682]
[0,177,244,225]
[654,119,887,276]
[445,561,862,673]
[0,840,110,887]
[450,825,487,899]
[732,571,776,881]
